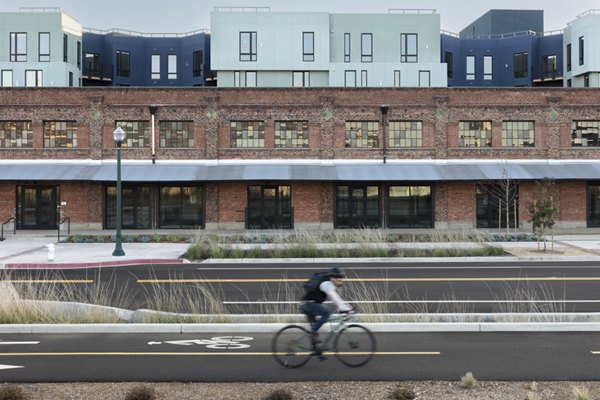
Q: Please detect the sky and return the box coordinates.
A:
[2,0,600,34]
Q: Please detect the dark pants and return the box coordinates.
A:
[300,302,330,333]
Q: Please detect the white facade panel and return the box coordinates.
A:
[211,11,330,71]
[0,10,82,87]
[564,11,600,87]
[211,9,446,88]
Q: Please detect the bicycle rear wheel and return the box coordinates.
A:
[333,324,376,367]
[271,325,313,368]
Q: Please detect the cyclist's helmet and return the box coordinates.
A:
[329,267,346,278]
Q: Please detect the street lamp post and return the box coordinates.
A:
[112,126,126,256]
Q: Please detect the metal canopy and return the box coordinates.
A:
[1,161,600,182]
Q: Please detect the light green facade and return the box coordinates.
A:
[0,10,82,87]
[211,9,447,87]
[564,11,600,87]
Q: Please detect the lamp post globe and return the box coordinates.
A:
[112,126,126,256]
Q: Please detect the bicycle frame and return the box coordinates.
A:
[309,313,356,347]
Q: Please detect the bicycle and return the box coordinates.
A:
[271,312,376,368]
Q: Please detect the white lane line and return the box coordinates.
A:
[223,300,600,304]
[0,364,24,370]
[0,341,40,345]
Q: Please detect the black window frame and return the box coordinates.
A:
[566,44,572,72]
[63,34,68,62]
[116,50,130,77]
[192,50,203,77]
[387,185,433,228]
[10,32,27,62]
[542,54,557,79]
[239,31,257,62]
[159,185,205,229]
[302,32,314,62]
[400,33,418,63]
[514,52,528,79]
[466,55,475,80]
[344,33,351,63]
[579,36,584,66]
[39,32,50,62]
[361,33,372,63]
[572,120,600,147]
[335,184,380,229]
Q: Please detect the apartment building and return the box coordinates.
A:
[563,10,600,87]
[442,10,563,87]
[210,8,448,88]
[82,29,213,87]
[0,8,82,87]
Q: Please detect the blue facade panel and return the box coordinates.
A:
[82,32,211,87]
[442,33,563,87]
[459,10,544,38]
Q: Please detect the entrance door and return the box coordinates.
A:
[588,184,600,227]
[247,185,292,229]
[17,186,58,229]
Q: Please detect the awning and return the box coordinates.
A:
[1,160,599,182]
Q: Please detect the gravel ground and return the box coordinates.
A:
[3,381,600,400]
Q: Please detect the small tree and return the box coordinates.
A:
[528,178,558,251]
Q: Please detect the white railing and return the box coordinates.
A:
[214,7,270,12]
[388,9,436,14]
[83,27,210,38]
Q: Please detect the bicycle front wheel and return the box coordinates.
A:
[333,324,376,367]
[271,325,313,368]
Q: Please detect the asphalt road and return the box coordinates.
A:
[2,260,600,313]
[1,331,600,382]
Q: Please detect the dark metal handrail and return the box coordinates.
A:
[1,217,16,241]
[58,217,70,242]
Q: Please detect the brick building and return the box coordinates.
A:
[1,87,599,232]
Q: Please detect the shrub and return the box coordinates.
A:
[460,371,476,389]
[388,386,416,400]
[572,386,591,400]
[0,385,26,400]
[124,385,157,400]
[262,388,293,400]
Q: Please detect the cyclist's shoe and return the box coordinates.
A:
[310,347,327,360]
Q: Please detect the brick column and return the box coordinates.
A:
[319,96,335,159]
[88,95,105,160]
[204,95,220,160]
[434,95,449,159]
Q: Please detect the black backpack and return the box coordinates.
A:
[303,272,329,291]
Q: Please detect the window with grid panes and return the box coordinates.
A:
[501,121,534,147]
[116,121,150,148]
[459,121,491,147]
[0,121,32,148]
[572,121,600,147]
[345,121,379,148]
[43,121,78,148]
[275,121,308,148]
[389,121,422,147]
[159,121,194,148]
[230,121,265,148]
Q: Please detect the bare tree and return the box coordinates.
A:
[480,161,519,235]
[528,178,558,251]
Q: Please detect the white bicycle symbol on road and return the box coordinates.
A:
[148,336,254,349]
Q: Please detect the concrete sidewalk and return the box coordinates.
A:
[1,231,600,269]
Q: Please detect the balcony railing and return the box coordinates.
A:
[83,62,113,81]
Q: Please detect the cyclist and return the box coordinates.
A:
[300,267,353,356]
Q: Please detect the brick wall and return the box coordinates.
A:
[1,87,600,230]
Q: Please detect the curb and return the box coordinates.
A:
[4,322,600,334]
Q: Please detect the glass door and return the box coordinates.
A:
[17,186,58,229]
